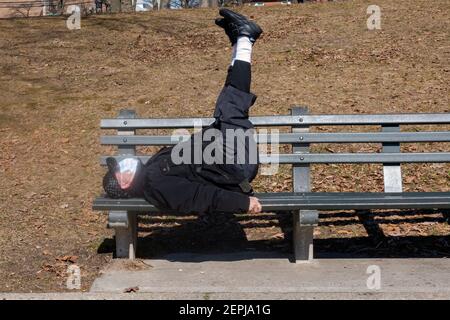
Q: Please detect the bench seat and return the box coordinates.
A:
[93,192,450,212]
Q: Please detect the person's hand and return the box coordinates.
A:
[248,196,262,214]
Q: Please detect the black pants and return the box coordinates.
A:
[225,60,252,94]
[212,60,258,182]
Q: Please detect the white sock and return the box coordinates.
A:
[231,36,253,66]
[230,44,237,66]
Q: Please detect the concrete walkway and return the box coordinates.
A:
[89,251,450,299]
[2,292,450,300]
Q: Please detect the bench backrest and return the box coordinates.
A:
[100,107,450,194]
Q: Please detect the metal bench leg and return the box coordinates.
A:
[108,211,137,259]
[291,106,317,263]
[293,210,318,263]
[108,109,138,259]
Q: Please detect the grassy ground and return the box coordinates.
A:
[0,0,449,292]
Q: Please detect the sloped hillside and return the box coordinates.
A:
[0,0,449,292]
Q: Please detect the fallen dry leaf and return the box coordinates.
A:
[56,255,78,263]
[123,286,139,293]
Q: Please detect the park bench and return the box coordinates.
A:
[93,107,450,262]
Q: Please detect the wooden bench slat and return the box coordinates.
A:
[93,192,450,212]
[101,113,450,129]
[101,131,450,146]
[261,153,450,163]
[254,191,450,199]
[100,152,450,165]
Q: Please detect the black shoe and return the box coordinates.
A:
[215,9,263,45]
[215,17,236,46]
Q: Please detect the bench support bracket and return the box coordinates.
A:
[291,107,318,263]
[382,124,403,192]
[111,109,138,259]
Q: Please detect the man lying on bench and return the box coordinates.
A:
[103,9,263,215]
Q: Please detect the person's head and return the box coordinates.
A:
[103,157,145,198]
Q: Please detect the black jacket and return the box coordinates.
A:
[142,85,258,215]
[142,147,251,215]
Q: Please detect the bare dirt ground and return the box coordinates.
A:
[0,0,449,292]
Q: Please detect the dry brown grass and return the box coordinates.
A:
[0,0,449,292]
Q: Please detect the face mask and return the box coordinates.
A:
[105,157,142,193]
[114,158,140,190]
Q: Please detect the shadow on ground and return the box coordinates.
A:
[98,209,450,262]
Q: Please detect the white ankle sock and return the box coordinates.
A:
[230,44,237,65]
[231,36,253,66]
